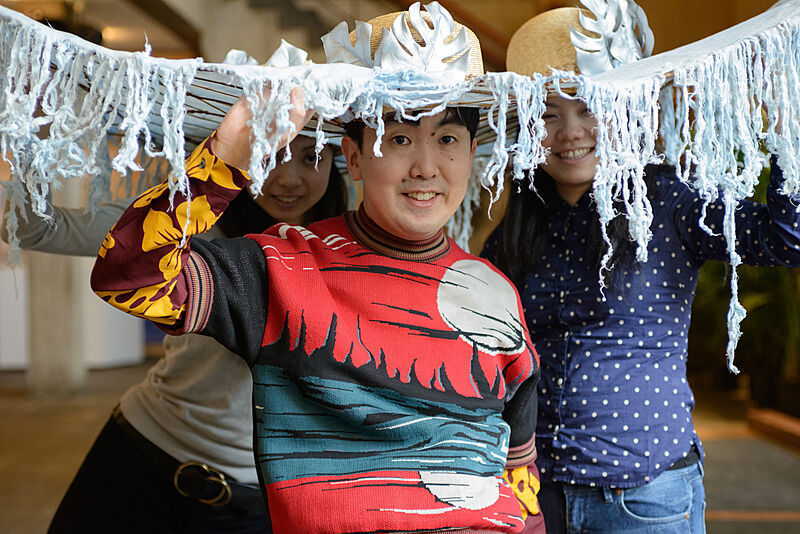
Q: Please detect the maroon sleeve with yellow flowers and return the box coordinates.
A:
[90,136,249,329]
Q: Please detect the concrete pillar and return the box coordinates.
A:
[24,177,86,395]
[24,250,86,395]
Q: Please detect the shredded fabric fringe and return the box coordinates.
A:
[2,3,800,372]
[652,15,800,372]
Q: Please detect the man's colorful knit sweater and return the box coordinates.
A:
[91,137,542,533]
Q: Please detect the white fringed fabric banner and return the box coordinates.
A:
[586,0,800,372]
[1,1,800,371]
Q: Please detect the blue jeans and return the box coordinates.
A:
[538,463,706,533]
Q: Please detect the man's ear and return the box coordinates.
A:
[470,138,477,159]
[341,136,363,182]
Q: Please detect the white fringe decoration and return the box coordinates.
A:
[589,0,800,372]
[2,2,800,372]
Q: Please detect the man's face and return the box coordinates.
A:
[341,111,477,241]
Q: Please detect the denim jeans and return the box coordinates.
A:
[538,462,706,533]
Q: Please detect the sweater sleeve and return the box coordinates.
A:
[501,331,542,523]
[1,196,128,257]
[661,159,800,266]
[503,371,539,466]
[502,371,542,523]
[90,136,250,330]
[187,236,269,364]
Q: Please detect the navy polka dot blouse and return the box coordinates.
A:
[483,159,800,488]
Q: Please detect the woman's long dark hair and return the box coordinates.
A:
[216,159,348,238]
[496,166,658,289]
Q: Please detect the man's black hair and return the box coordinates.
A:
[343,107,480,148]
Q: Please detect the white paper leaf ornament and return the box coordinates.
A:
[265,39,310,68]
[570,0,655,75]
[321,20,376,67]
[222,49,259,66]
[321,2,471,81]
[374,2,470,80]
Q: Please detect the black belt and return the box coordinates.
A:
[112,407,263,510]
[667,443,700,471]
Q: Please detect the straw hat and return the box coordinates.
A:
[321,2,492,106]
[318,2,514,155]
[506,0,654,78]
[507,8,587,77]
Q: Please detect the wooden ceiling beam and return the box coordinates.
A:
[121,0,201,57]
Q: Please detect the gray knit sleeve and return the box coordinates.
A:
[2,196,129,257]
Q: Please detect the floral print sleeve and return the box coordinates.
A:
[91,136,249,328]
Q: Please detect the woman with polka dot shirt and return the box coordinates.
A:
[481,6,800,534]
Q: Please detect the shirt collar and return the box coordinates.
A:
[549,188,595,214]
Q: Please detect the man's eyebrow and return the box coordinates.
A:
[435,115,466,129]
[382,115,420,128]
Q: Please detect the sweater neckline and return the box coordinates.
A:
[344,205,450,262]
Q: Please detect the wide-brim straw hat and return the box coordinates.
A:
[315,2,514,152]
[507,8,586,78]
[505,3,654,90]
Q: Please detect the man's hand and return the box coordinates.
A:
[211,86,313,170]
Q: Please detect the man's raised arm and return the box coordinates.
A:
[90,136,248,328]
[91,88,310,331]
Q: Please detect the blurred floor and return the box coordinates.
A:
[694,388,800,534]
[0,363,150,534]
[0,365,799,533]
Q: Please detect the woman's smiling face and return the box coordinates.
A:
[541,95,600,205]
[251,136,334,225]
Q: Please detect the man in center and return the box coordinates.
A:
[91,3,544,532]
